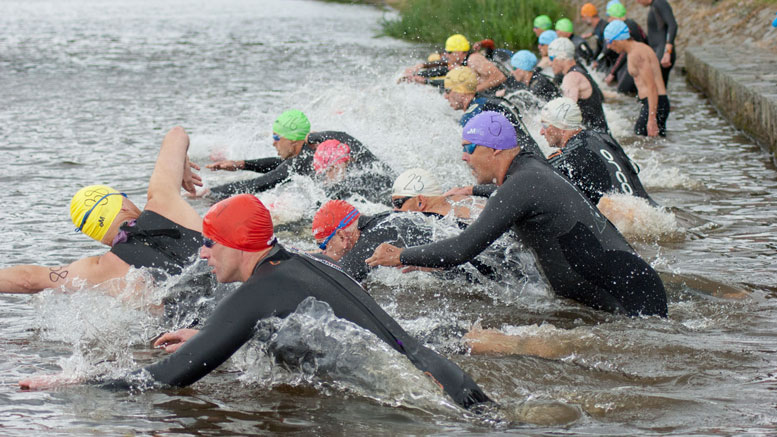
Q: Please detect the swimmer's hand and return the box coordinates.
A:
[605,74,615,85]
[19,373,80,390]
[182,159,203,195]
[365,243,403,267]
[647,117,659,137]
[206,160,244,171]
[184,187,210,199]
[660,52,671,68]
[494,89,506,98]
[443,186,473,197]
[153,328,199,353]
[401,265,441,273]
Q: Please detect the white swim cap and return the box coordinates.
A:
[548,37,576,60]
[392,168,443,197]
[541,97,584,130]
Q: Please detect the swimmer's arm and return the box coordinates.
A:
[243,157,283,173]
[208,160,293,200]
[472,184,498,198]
[146,127,203,231]
[561,73,583,102]
[468,53,507,93]
[0,253,130,294]
[306,131,363,153]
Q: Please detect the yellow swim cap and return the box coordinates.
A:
[427,52,442,62]
[445,34,470,52]
[444,66,478,94]
[70,185,126,242]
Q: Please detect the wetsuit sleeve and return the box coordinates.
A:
[472,184,497,198]
[400,176,529,268]
[656,0,677,45]
[243,157,282,173]
[208,159,294,200]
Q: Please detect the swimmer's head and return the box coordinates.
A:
[538,30,558,47]
[391,168,443,211]
[540,97,584,148]
[604,20,631,51]
[607,2,627,18]
[272,110,310,159]
[445,34,470,53]
[555,18,574,37]
[511,50,538,72]
[548,37,575,74]
[313,139,350,183]
[533,15,553,35]
[444,66,477,94]
[203,194,275,252]
[70,185,129,243]
[461,112,519,185]
[581,3,598,18]
[312,200,361,261]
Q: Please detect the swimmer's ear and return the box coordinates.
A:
[417,195,428,211]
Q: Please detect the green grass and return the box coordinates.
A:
[381,0,573,51]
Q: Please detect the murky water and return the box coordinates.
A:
[1,0,776,434]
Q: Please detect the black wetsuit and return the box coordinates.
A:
[635,94,671,137]
[108,244,491,409]
[570,34,595,65]
[110,210,201,277]
[591,19,609,61]
[461,96,541,155]
[399,151,668,317]
[547,130,655,205]
[568,64,610,134]
[500,69,561,106]
[646,0,678,86]
[210,132,394,203]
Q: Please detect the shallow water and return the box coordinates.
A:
[1,0,777,434]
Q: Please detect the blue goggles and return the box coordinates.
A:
[319,209,359,250]
[75,192,128,233]
[549,55,556,61]
[272,133,281,142]
[462,143,478,155]
[202,237,216,248]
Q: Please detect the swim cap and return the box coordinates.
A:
[540,97,583,130]
[462,111,517,150]
[272,109,310,141]
[548,38,575,60]
[538,30,558,46]
[604,20,630,44]
[445,34,470,52]
[202,194,275,252]
[312,200,360,249]
[555,18,574,34]
[477,39,495,50]
[607,2,626,18]
[511,50,538,71]
[444,66,478,94]
[70,185,127,242]
[581,3,598,17]
[313,139,351,174]
[533,15,552,30]
[606,0,622,10]
[427,52,442,62]
[392,168,443,198]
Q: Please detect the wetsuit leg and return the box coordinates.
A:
[634,97,649,136]
[616,68,637,95]
[661,51,676,87]
[657,95,670,137]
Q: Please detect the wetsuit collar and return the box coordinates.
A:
[251,243,283,274]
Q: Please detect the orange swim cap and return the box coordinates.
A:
[203,194,275,251]
[312,200,360,248]
[581,3,598,17]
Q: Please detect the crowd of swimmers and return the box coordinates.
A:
[2,0,682,413]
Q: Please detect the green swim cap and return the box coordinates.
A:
[533,15,552,30]
[555,18,574,34]
[273,110,310,141]
[607,2,627,18]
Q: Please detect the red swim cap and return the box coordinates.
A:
[203,194,275,251]
[312,200,360,242]
[313,139,351,174]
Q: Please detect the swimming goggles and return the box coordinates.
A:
[392,196,411,210]
[549,55,556,61]
[75,192,127,233]
[462,143,478,154]
[202,236,216,248]
[318,208,359,250]
[272,133,281,142]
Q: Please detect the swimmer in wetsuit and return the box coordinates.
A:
[554,18,595,65]
[0,127,204,295]
[312,139,395,205]
[20,195,492,411]
[367,111,668,317]
[496,50,561,107]
[444,66,541,156]
[635,0,677,86]
[549,38,611,135]
[605,20,670,137]
[205,110,394,200]
[541,98,655,205]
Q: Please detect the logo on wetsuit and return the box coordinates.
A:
[599,149,633,195]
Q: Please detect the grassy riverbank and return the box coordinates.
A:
[380,0,573,51]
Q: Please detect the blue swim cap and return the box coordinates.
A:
[538,30,558,46]
[604,20,630,44]
[511,50,538,71]
[773,13,777,28]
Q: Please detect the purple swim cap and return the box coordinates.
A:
[461,111,517,150]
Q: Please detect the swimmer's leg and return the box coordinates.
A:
[634,97,649,136]
[463,327,575,359]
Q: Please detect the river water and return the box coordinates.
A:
[1,0,776,434]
